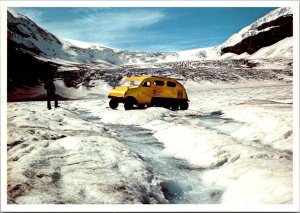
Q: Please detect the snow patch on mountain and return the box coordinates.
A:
[63,38,116,50]
[249,36,293,59]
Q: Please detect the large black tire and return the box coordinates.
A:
[109,99,119,109]
[124,99,134,110]
[180,101,189,110]
[171,102,179,111]
[163,102,171,109]
[138,104,146,109]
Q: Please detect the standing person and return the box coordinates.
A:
[44,78,59,110]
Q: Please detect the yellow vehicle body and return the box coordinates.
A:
[108,75,189,110]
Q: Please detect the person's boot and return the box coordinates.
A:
[47,97,51,110]
[54,96,59,108]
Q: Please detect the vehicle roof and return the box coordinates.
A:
[126,75,181,82]
[125,76,151,82]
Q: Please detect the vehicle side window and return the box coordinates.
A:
[167,81,176,87]
[153,80,164,86]
[143,81,151,87]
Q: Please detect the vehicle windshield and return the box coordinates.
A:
[122,80,141,86]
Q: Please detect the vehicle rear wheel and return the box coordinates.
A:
[171,103,179,110]
[180,101,189,110]
[163,102,171,109]
[124,99,134,110]
[109,99,118,109]
[138,104,146,109]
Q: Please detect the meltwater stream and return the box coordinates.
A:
[111,125,223,204]
[76,109,223,204]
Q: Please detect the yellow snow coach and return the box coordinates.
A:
[108,75,189,110]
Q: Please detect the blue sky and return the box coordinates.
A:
[14,7,275,52]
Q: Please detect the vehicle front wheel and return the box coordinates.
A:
[124,99,134,110]
[109,99,119,109]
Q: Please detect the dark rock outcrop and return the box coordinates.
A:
[7,10,67,93]
[7,40,57,92]
[222,15,293,55]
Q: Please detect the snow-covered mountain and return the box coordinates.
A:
[8,7,293,65]
[7,7,293,101]
[8,8,178,67]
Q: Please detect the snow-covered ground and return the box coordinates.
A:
[7,80,294,208]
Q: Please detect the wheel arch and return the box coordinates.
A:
[124,96,138,105]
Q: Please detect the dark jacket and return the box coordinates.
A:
[44,80,56,91]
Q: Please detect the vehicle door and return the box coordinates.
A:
[138,80,153,104]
